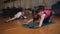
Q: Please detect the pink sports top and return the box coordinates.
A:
[38,9,51,19]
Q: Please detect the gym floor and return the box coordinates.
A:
[0,15,60,34]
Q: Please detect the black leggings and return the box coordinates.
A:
[43,12,52,23]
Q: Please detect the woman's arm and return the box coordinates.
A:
[6,16,17,22]
[6,12,22,22]
[39,14,46,27]
[25,19,33,24]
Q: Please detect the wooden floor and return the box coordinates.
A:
[0,16,60,34]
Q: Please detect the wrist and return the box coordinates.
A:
[39,24,42,27]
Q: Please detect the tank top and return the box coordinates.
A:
[38,9,51,19]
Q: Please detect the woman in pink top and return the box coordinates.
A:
[23,6,52,28]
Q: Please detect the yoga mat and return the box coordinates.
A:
[22,21,55,29]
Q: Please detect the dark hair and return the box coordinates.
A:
[33,5,45,22]
[33,5,45,14]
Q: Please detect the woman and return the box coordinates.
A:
[5,8,27,22]
[24,6,52,28]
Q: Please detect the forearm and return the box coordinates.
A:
[39,17,45,26]
[39,14,46,27]
[26,19,33,24]
[7,16,16,21]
